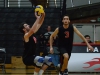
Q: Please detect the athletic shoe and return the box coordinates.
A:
[63,69,68,75]
[59,71,64,75]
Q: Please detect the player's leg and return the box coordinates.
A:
[23,55,44,75]
[34,67,41,75]
[59,47,69,75]
[62,53,69,75]
[38,56,52,75]
[61,53,69,71]
[38,64,48,75]
[59,54,69,75]
[63,53,71,75]
[34,56,44,75]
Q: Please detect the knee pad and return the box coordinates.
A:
[34,56,44,67]
[44,56,52,66]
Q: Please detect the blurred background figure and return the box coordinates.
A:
[82,35,93,43]
[44,26,53,44]
[44,26,53,37]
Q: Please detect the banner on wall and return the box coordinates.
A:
[68,54,100,72]
[72,46,100,53]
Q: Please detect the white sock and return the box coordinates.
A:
[38,70,44,75]
[57,64,60,67]
[34,71,38,75]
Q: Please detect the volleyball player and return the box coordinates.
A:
[49,14,94,75]
[19,12,52,75]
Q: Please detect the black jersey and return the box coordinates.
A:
[23,35,37,58]
[58,25,74,48]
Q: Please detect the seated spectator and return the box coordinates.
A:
[39,26,60,67]
[82,35,93,43]
[38,26,54,53]
[44,26,57,44]
[46,38,60,67]
[44,26,53,40]
[43,33,60,67]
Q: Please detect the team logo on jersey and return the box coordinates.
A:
[83,58,100,71]
[64,31,69,38]
[33,37,37,43]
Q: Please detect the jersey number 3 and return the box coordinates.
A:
[64,31,69,38]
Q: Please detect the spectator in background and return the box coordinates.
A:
[38,26,53,47]
[44,34,60,68]
[40,26,60,70]
[82,35,93,43]
[40,26,52,45]
[44,26,53,40]
[46,37,60,68]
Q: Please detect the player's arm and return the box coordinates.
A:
[73,26,89,46]
[50,28,59,48]
[74,26,94,51]
[24,12,45,39]
[34,12,45,33]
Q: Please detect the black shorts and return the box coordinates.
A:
[58,47,71,59]
[58,47,72,65]
[22,55,36,66]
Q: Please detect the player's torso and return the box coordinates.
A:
[23,35,37,57]
[58,25,74,46]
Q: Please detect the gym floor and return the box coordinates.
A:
[0,69,99,75]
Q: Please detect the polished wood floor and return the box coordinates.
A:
[0,69,99,75]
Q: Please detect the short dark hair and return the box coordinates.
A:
[63,14,70,19]
[19,22,27,34]
[84,35,90,38]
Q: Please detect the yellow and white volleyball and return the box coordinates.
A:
[35,5,44,16]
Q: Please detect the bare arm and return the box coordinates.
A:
[74,26,94,51]
[74,26,90,46]
[24,12,45,41]
[34,12,45,33]
[50,28,59,48]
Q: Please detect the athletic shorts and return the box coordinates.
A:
[58,47,72,65]
[58,47,71,59]
[22,55,36,66]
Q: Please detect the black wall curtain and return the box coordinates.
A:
[60,0,67,25]
[29,0,37,7]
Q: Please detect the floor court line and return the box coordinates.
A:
[0,69,99,75]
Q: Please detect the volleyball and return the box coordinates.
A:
[35,5,44,16]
